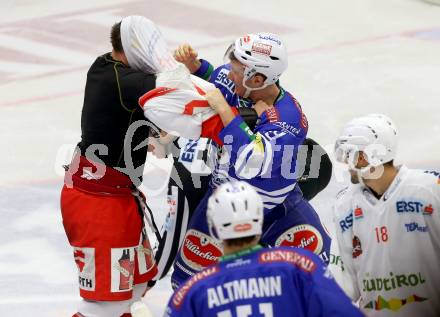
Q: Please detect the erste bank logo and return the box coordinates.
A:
[396,200,434,215]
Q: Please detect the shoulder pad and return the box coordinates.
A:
[333,186,358,220]
[336,186,349,200]
[424,170,440,184]
[258,248,319,273]
[171,266,219,309]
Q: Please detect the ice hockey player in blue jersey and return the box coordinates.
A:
[170,33,331,288]
[163,181,362,317]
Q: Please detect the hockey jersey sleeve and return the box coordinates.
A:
[193,59,214,81]
[332,188,361,301]
[163,282,200,317]
[299,255,363,317]
[164,266,219,317]
[218,115,304,180]
[138,68,232,144]
[423,170,440,254]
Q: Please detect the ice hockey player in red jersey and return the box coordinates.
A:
[60,16,172,317]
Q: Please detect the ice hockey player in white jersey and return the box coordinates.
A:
[333,113,440,316]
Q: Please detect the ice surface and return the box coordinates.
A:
[0,0,439,316]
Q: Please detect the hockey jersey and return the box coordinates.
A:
[164,245,362,317]
[139,65,219,140]
[174,137,213,176]
[334,166,440,316]
[141,60,309,212]
[199,61,309,212]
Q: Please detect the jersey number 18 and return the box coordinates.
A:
[375,226,389,243]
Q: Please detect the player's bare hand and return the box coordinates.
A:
[174,44,201,73]
[205,89,229,113]
[253,100,272,116]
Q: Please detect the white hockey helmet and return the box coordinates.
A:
[207,181,264,240]
[224,33,288,94]
[335,114,398,168]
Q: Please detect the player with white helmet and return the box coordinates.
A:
[137,32,332,288]
[207,181,264,241]
[222,33,289,97]
[163,181,362,317]
[333,114,440,316]
[168,33,332,289]
[335,113,398,182]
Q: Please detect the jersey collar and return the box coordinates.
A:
[219,244,263,262]
[274,86,285,104]
[381,165,408,201]
[362,165,409,204]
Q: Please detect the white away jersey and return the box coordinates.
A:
[333,166,440,317]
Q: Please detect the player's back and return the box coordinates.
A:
[165,246,362,317]
[80,53,155,171]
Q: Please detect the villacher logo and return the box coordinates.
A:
[181,230,223,271]
[275,224,323,254]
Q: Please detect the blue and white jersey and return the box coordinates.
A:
[164,246,362,317]
[195,60,309,212]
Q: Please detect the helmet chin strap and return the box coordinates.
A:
[350,163,385,184]
[243,86,252,99]
[354,166,372,186]
[347,150,384,183]
[242,77,268,99]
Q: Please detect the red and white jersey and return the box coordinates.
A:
[333,166,440,317]
[139,71,219,140]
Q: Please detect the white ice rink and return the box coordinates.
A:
[0,0,439,316]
